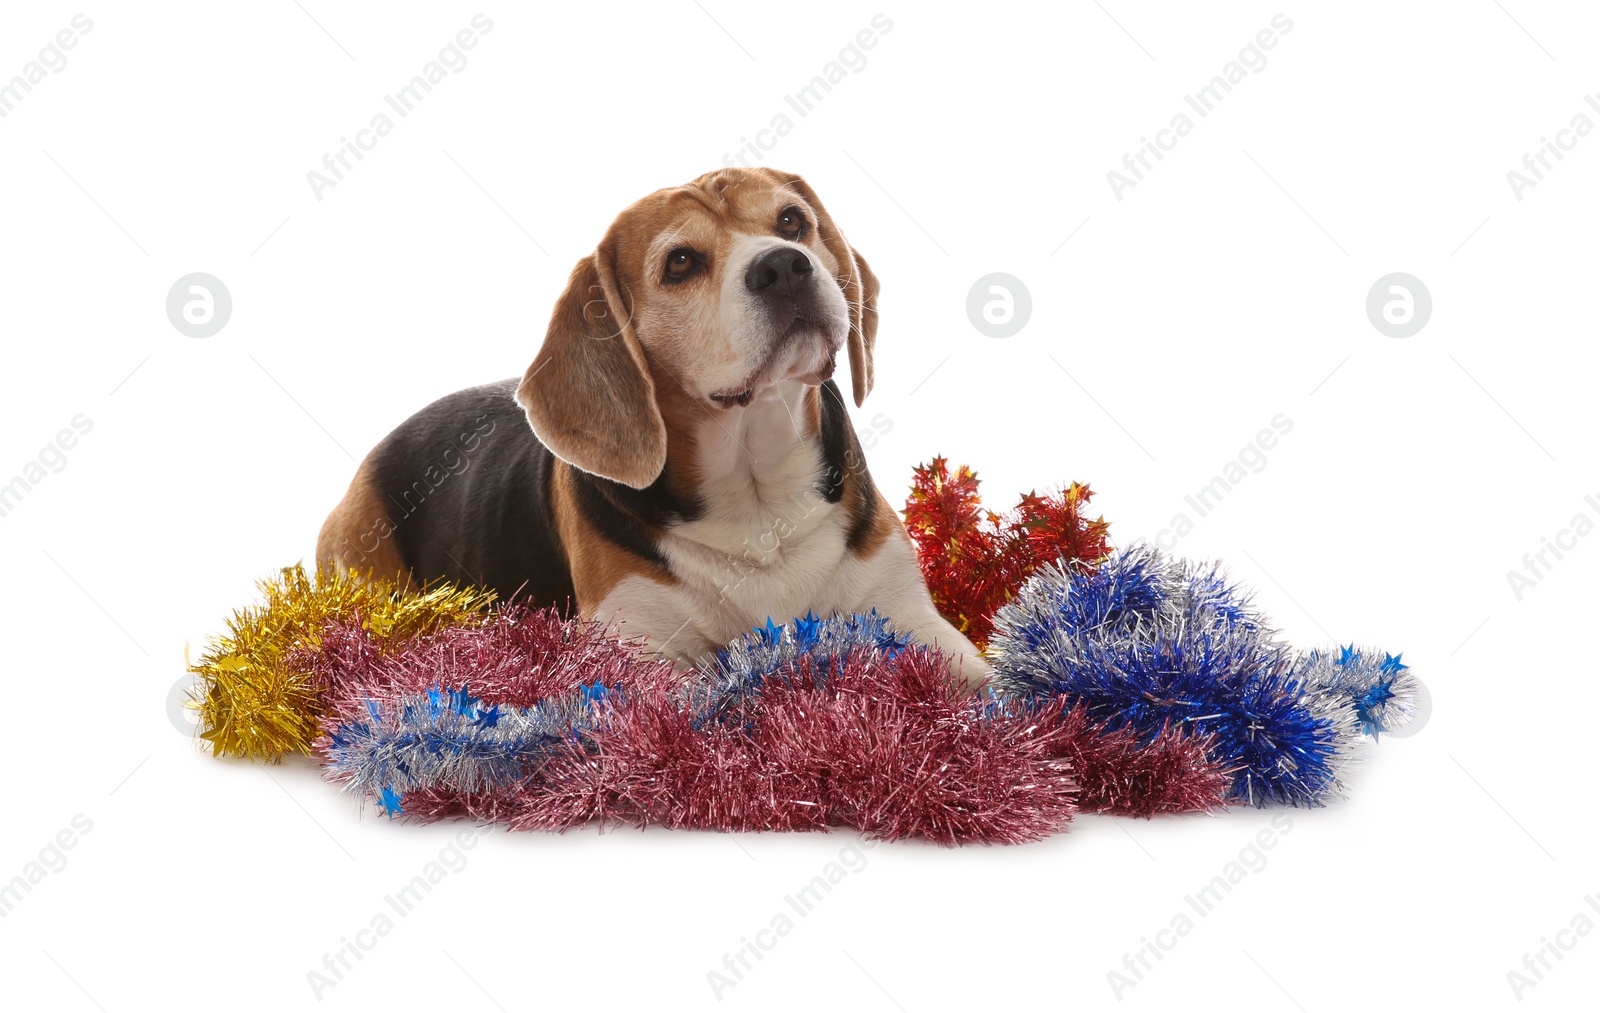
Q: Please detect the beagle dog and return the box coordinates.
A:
[316,167,988,684]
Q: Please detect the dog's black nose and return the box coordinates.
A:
[744,246,814,298]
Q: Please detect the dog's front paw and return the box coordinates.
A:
[901,617,994,692]
[948,648,994,692]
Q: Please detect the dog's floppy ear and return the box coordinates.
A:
[515,247,668,489]
[780,173,880,407]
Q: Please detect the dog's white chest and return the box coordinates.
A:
[675,471,852,607]
[592,466,865,661]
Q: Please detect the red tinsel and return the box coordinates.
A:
[903,457,1113,649]
[302,602,671,723]
[1040,708,1228,817]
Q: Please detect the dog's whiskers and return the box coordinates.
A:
[777,387,804,439]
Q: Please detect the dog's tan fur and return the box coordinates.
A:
[547,462,671,605]
[316,460,414,591]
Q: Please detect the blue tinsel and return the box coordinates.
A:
[988,543,1415,807]
[325,682,615,816]
[691,609,914,725]
[1291,645,1415,737]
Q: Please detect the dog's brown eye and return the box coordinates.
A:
[777,206,807,238]
[664,248,699,282]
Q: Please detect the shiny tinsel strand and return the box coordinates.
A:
[988,543,1406,807]
[309,601,669,717]
[307,602,673,817]
[692,610,914,724]
[187,565,494,761]
[321,683,613,805]
[982,694,1231,816]
[611,644,1083,843]
[1290,645,1418,737]
[903,456,1112,649]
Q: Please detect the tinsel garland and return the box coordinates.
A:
[1292,645,1416,737]
[691,610,913,723]
[311,602,670,807]
[903,456,1112,649]
[987,543,1418,806]
[185,462,1415,842]
[324,684,610,803]
[186,565,494,761]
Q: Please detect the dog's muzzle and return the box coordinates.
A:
[709,246,839,408]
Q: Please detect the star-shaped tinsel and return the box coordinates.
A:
[378,785,403,818]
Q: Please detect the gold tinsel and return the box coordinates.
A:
[187,565,495,762]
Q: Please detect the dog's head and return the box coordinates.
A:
[516,167,879,489]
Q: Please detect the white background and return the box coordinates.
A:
[1,2,1595,1009]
